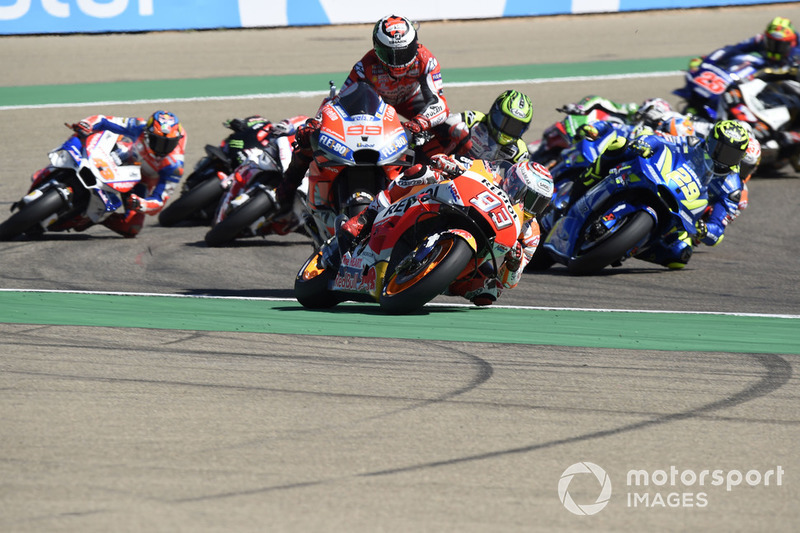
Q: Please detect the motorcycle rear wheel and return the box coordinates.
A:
[567,210,654,275]
[380,234,473,314]
[204,188,275,247]
[294,250,340,308]
[159,177,225,227]
[0,188,66,241]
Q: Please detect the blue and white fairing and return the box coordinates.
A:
[543,136,709,263]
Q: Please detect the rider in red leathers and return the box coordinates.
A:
[47,111,187,237]
[338,154,554,305]
[274,14,450,212]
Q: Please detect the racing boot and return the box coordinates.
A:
[274,149,313,214]
[337,206,378,251]
[103,210,144,238]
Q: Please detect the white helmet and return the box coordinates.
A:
[500,161,554,218]
[636,98,672,127]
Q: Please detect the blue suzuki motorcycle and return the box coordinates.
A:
[530,134,709,275]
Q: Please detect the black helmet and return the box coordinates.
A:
[706,120,749,176]
[373,15,418,76]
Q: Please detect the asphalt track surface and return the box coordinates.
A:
[1,5,800,532]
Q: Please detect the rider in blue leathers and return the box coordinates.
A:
[573,120,750,269]
[688,16,800,74]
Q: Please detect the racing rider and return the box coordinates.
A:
[274,14,450,213]
[65,111,186,237]
[687,16,800,73]
[338,154,554,306]
[575,119,749,268]
[442,90,534,164]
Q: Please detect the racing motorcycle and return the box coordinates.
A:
[715,75,800,173]
[0,124,141,240]
[529,134,708,275]
[203,131,304,247]
[528,95,637,167]
[673,53,762,121]
[294,159,527,314]
[304,80,416,242]
[158,116,279,227]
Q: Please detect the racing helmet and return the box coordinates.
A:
[740,131,762,182]
[373,15,418,77]
[660,115,696,136]
[763,17,798,62]
[634,98,672,128]
[145,111,184,157]
[488,90,534,145]
[499,160,554,219]
[705,120,749,176]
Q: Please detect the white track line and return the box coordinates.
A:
[0,71,683,111]
[1,288,797,319]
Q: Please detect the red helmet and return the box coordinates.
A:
[763,17,798,62]
[145,110,183,157]
[372,15,418,77]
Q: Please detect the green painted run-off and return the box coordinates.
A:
[0,57,690,107]
[0,292,797,355]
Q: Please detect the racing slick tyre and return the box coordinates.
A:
[204,188,275,247]
[567,210,655,275]
[0,188,67,241]
[525,242,556,271]
[380,234,473,315]
[294,250,340,309]
[158,177,225,227]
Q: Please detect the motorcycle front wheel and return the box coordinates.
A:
[567,210,655,275]
[0,188,67,241]
[159,177,225,227]
[204,188,275,247]
[380,234,473,315]
[294,250,340,309]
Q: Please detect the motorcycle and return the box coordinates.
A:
[673,53,762,121]
[528,95,637,168]
[203,129,304,247]
[294,159,528,314]
[716,76,800,173]
[305,80,416,243]
[529,134,708,275]
[0,124,141,240]
[158,116,278,227]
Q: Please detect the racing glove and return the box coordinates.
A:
[688,57,704,73]
[557,103,587,115]
[430,154,467,177]
[402,117,429,135]
[629,138,653,158]
[575,123,600,140]
[271,119,296,137]
[67,120,93,137]
[504,241,524,273]
[294,118,320,149]
[692,219,708,246]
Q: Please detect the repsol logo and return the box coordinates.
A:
[0,0,153,20]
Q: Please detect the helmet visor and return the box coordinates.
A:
[707,136,745,169]
[765,37,793,60]
[504,175,550,218]
[490,107,529,139]
[375,41,418,68]
[148,132,180,157]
